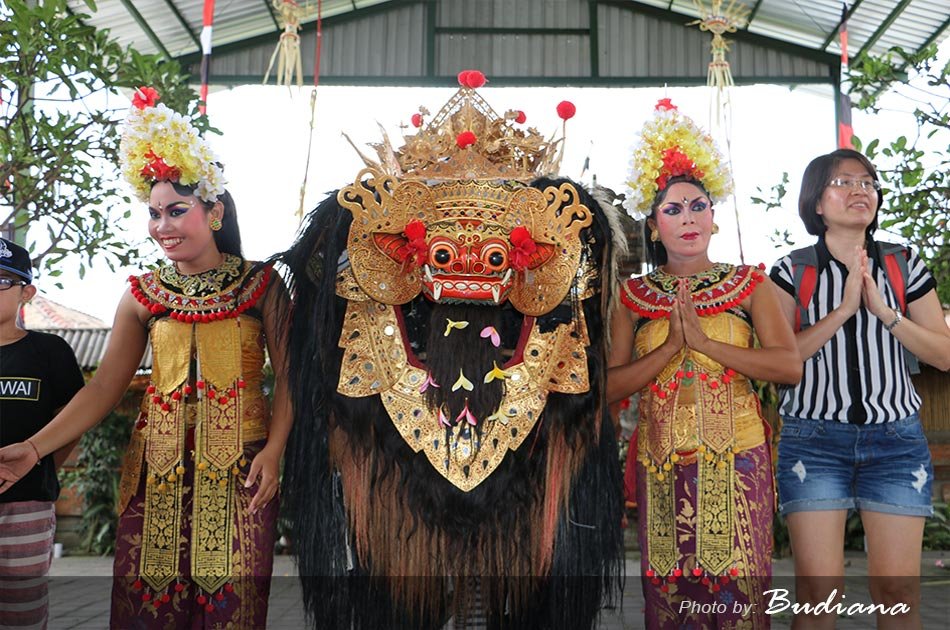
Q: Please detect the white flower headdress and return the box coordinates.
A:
[118,87,226,204]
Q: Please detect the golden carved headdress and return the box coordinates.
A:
[338,71,591,316]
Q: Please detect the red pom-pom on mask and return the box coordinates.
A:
[457,70,486,89]
[132,87,160,110]
[556,101,576,120]
[465,70,486,88]
[509,226,538,271]
[456,130,477,149]
[514,110,527,124]
[410,113,423,128]
[399,220,428,267]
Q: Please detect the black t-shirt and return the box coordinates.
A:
[0,331,84,502]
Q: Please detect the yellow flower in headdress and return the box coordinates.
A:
[118,87,226,203]
[623,99,732,219]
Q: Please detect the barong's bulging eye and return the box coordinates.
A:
[486,249,507,270]
[434,249,451,265]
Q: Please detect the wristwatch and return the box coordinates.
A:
[884,309,903,331]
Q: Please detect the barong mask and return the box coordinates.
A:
[339,72,591,316]
[282,71,624,629]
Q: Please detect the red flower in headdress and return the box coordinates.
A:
[410,113,423,128]
[514,110,527,124]
[400,220,428,267]
[141,150,181,182]
[655,147,703,191]
[655,98,677,111]
[456,131,477,149]
[509,226,538,271]
[132,87,160,110]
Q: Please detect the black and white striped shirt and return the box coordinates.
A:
[770,237,936,424]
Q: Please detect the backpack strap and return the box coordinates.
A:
[878,242,909,314]
[876,242,919,374]
[789,247,819,332]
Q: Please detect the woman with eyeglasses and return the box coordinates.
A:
[769,148,950,629]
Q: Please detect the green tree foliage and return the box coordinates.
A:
[59,402,134,555]
[849,44,950,305]
[0,0,210,284]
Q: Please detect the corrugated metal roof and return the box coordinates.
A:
[22,296,106,329]
[61,0,948,85]
[32,328,153,372]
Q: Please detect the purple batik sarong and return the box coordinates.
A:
[637,441,773,630]
[110,440,278,630]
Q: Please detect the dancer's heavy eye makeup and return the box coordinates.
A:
[659,197,709,216]
[148,201,194,220]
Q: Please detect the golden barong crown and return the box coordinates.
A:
[348,75,564,182]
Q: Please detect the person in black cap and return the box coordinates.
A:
[0,237,84,629]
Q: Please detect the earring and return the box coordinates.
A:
[209,217,222,232]
[711,223,719,235]
[650,227,660,242]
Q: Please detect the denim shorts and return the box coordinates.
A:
[776,414,933,517]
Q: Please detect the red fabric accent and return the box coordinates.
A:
[838,121,854,151]
[794,265,817,332]
[202,0,216,26]
[884,253,907,313]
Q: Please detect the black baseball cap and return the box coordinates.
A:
[0,238,33,283]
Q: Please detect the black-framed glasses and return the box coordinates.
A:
[827,177,881,191]
[0,278,29,291]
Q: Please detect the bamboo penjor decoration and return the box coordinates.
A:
[263,0,310,88]
[690,0,749,264]
[690,0,749,93]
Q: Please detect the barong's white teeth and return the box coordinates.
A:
[502,268,512,284]
[491,285,501,303]
[424,265,434,282]
[433,281,443,301]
